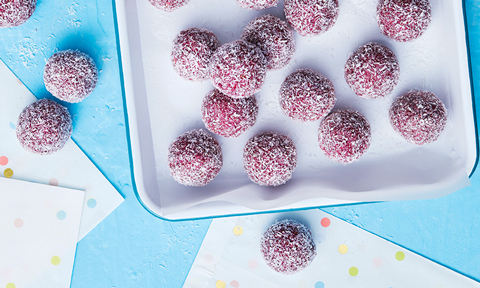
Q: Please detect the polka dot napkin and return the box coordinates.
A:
[0,60,124,240]
[0,177,84,288]
[183,209,480,288]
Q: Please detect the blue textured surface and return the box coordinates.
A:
[0,0,479,287]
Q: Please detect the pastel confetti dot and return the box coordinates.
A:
[14,218,24,228]
[0,156,8,166]
[230,280,239,288]
[9,122,16,129]
[6,283,15,288]
[51,256,61,265]
[321,217,330,227]
[49,178,59,186]
[215,280,226,288]
[315,281,325,288]
[233,225,243,236]
[204,253,214,264]
[56,210,66,220]
[349,266,359,276]
[4,168,13,178]
[372,257,383,267]
[338,244,348,254]
[248,259,258,269]
[87,198,97,208]
[395,251,405,261]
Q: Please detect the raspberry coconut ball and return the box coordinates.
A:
[280,68,336,122]
[209,39,267,98]
[377,0,432,42]
[168,129,223,186]
[241,14,295,70]
[389,90,447,145]
[284,0,339,37]
[171,28,220,81]
[16,99,72,155]
[148,0,189,12]
[44,50,98,103]
[344,42,400,99]
[201,89,258,138]
[243,131,297,186]
[236,0,278,10]
[260,219,317,274]
[318,110,371,164]
[0,0,36,28]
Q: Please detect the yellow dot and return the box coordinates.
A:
[6,283,16,288]
[349,266,359,276]
[4,168,13,178]
[338,244,348,254]
[233,225,243,236]
[215,280,226,288]
[395,251,405,261]
[51,256,61,265]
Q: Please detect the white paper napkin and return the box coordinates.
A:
[184,209,480,288]
[0,177,84,288]
[0,60,124,240]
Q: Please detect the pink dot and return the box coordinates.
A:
[230,280,239,288]
[49,178,59,186]
[372,257,383,267]
[14,218,23,228]
[204,253,214,264]
[321,217,330,227]
[248,259,258,269]
[0,156,8,166]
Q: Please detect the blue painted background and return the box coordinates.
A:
[1,0,480,286]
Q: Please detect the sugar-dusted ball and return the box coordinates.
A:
[377,0,432,42]
[209,39,267,98]
[201,89,258,138]
[171,28,220,81]
[44,50,98,103]
[148,0,189,12]
[242,14,295,70]
[344,42,400,99]
[389,90,447,145]
[280,68,336,122]
[284,0,339,37]
[16,99,72,155]
[236,0,278,10]
[243,131,297,186]
[261,219,317,274]
[168,129,223,186]
[318,110,371,164]
[0,0,36,28]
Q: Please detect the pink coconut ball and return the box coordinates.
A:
[168,129,223,187]
[284,0,339,37]
[201,89,258,138]
[148,0,189,12]
[43,50,98,103]
[280,68,336,122]
[318,110,371,164]
[236,0,278,10]
[344,42,400,99]
[171,27,220,81]
[377,0,432,42]
[261,219,317,274]
[242,14,295,70]
[243,131,297,186]
[209,39,267,98]
[0,0,36,28]
[16,99,73,155]
[389,90,447,145]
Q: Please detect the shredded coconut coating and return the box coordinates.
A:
[171,28,220,81]
[344,42,399,99]
[0,0,36,28]
[389,90,447,145]
[260,219,317,274]
[43,50,98,103]
[243,131,297,186]
[201,89,258,138]
[318,110,371,164]
[242,14,295,70]
[377,0,431,42]
[16,99,72,155]
[284,0,339,37]
[168,129,223,186]
[209,39,267,99]
[148,0,189,12]
[236,0,278,10]
[280,68,336,122]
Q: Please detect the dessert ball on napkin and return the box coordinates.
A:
[284,0,339,37]
[236,0,278,10]
[0,0,36,28]
[148,0,189,12]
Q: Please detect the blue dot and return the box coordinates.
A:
[56,210,66,220]
[315,282,325,288]
[9,122,15,129]
[87,198,97,208]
